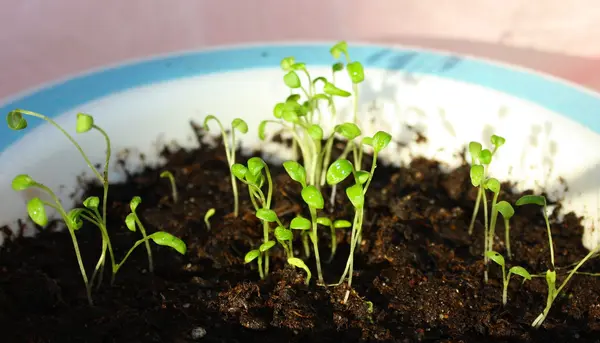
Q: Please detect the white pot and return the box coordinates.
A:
[1,42,599,250]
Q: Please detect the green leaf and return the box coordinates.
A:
[232,118,248,134]
[11,174,35,191]
[290,216,311,230]
[316,217,332,227]
[362,137,373,147]
[491,135,506,148]
[280,57,295,70]
[130,196,142,212]
[231,163,248,180]
[283,71,301,88]
[27,197,48,227]
[485,251,505,267]
[323,82,351,97]
[484,178,501,194]
[479,149,492,165]
[515,195,546,207]
[333,219,352,229]
[274,226,293,241]
[75,113,94,133]
[245,249,261,263]
[125,213,137,232]
[291,62,306,71]
[203,114,220,131]
[312,93,332,105]
[282,110,299,123]
[7,110,28,130]
[160,170,174,179]
[286,94,301,103]
[287,257,312,284]
[67,208,84,230]
[332,62,344,72]
[469,165,484,186]
[495,201,515,219]
[260,240,276,252]
[509,266,532,281]
[468,142,482,161]
[247,157,265,176]
[308,124,324,141]
[256,208,278,223]
[149,231,187,255]
[347,61,365,83]
[356,171,370,185]
[330,41,348,59]
[346,184,364,208]
[245,169,264,188]
[326,159,353,185]
[371,131,392,153]
[335,123,361,140]
[83,196,100,210]
[283,161,307,187]
[301,186,324,210]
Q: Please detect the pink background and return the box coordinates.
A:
[2,0,600,100]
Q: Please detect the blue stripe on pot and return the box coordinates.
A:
[1,43,600,153]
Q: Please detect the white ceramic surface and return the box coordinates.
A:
[1,43,599,250]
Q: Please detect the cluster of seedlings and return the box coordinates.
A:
[5,41,599,329]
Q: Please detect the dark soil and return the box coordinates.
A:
[1,123,600,343]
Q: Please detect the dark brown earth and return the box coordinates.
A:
[1,123,600,343]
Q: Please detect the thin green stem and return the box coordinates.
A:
[482,187,489,283]
[231,127,239,217]
[92,125,111,230]
[504,219,512,258]
[309,207,324,284]
[543,206,555,269]
[133,212,153,273]
[468,188,482,235]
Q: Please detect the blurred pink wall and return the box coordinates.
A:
[2,0,600,99]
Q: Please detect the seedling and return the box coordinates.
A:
[160,170,178,203]
[125,196,154,272]
[288,257,312,285]
[326,131,392,299]
[515,195,554,269]
[316,217,352,262]
[204,208,215,231]
[204,115,248,217]
[290,215,312,258]
[12,175,94,304]
[485,251,531,305]
[274,225,294,258]
[495,201,515,258]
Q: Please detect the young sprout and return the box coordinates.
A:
[484,178,501,278]
[291,215,312,258]
[12,174,93,305]
[160,170,178,203]
[515,195,554,268]
[288,257,312,285]
[485,251,531,306]
[126,196,154,272]
[467,142,482,235]
[301,185,326,285]
[204,208,215,231]
[274,226,294,258]
[330,41,364,124]
[470,149,492,282]
[203,115,248,217]
[495,201,515,258]
[316,217,352,262]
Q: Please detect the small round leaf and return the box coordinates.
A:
[247,157,265,176]
[316,217,332,227]
[231,163,248,180]
[469,165,484,186]
[308,124,323,141]
[290,216,311,230]
[273,103,285,119]
[333,219,352,229]
[83,196,100,210]
[291,62,306,71]
[515,195,546,207]
[371,131,392,153]
[468,142,482,161]
[280,57,295,71]
[283,71,301,89]
[332,62,344,72]
[274,226,293,241]
[323,82,351,97]
[232,118,248,134]
[491,135,506,148]
[485,251,505,267]
[76,113,94,133]
[256,208,278,223]
[356,171,370,185]
[260,240,276,252]
[149,231,187,255]
[509,266,532,281]
[27,197,48,227]
[326,159,353,185]
[12,174,35,191]
[7,110,28,130]
[202,114,220,131]
[67,208,84,230]
[245,249,261,263]
[283,161,306,186]
[330,41,348,59]
[335,123,361,140]
[125,213,137,232]
[479,149,492,165]
[346,184,364,208]
[130,196,142,212]
[484,178,501,194]
[347,61,365,83]
[301,186,324,210]
[495,201,515,219]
